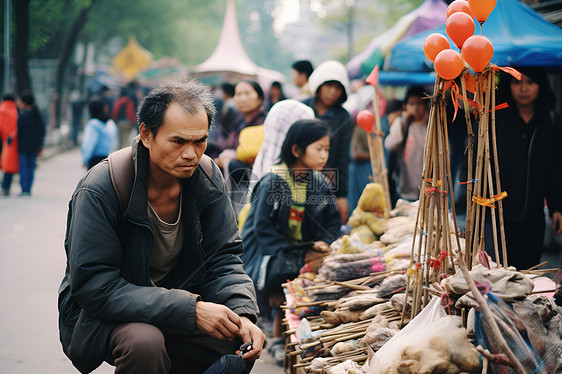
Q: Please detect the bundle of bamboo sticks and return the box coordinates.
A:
[401,75,464,323]
[460,68,508,269]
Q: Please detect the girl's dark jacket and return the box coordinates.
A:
[240,169,341,290]
[58,137,258,373]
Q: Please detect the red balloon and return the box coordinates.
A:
[468,0,496,24]
[424,33,450,63]
[447,0,475,19]
[462,35,494,73]
[446,12,475,49]
[356,110,375,132]
[434,49,464,80]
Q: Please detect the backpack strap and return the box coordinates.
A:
[108,146,134,217]
[108,149,214,217]
[198,154,214,178]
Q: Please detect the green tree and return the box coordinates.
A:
[81,0,224,66]
[312,0,424,63]
[239,0,293,75]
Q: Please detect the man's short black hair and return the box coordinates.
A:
[88,99,109,122]
[2,93,15,101]
[138,80,216,136]
[386,99,403,114]
[19,92,35,106]
[221,82,235,98]
[404,85,426,102]
[292,60,314,79]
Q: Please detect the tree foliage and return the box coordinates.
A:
[81,0,224,66]
[311,0,425,62]
[24,0,291,70]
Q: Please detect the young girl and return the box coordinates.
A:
[241,119,341,365]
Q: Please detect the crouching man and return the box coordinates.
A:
[58,80,264,373]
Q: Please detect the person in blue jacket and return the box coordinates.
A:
[81,99,118,169]
[241,119,341,365]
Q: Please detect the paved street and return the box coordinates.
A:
[0,147,281,373]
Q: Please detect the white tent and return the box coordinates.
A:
[191,0,285,86]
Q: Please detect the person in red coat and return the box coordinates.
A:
[0,94,18,196]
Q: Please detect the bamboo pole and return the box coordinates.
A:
[460,73,476,266]
[470,74,486,264]
[489,69,508,267]
[370,83,393,218]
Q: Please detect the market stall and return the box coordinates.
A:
[273,1,562,372]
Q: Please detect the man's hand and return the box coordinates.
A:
[312,241,331,253]
[195,301,241,341]
[304,241,331,263]
[236,317,265,361]
[553,211,562,235]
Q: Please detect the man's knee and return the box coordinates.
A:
[109,322,170,372]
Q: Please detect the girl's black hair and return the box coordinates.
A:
[236,80,264,102]
[497,66,555,110]
[88,99,110,122]
[278,119,329,166]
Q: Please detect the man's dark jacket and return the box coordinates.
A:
[58,137,258,373]
[17,107,45,153]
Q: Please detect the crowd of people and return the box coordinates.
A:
[1,57,560,373]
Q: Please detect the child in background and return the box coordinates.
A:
[241,120,341,365]
[382,99,404,208]
[384,86,428,201]
[303,60,353,223]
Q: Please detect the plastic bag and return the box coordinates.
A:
[474,292,549,373]
[367,296,447,374]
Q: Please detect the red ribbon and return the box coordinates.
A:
[427,257,442,270]
[443,80,461,122]
[459,94,479,109]
[439,251,451,261]
[488,102,509,113]
[425,187,447,195]
[491,65,522,81]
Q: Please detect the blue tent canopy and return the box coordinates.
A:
[378,71,437,85]
[385,0,562,72]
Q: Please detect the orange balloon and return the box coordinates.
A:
[447,0,475,19]
[434,49,464,80]
[423,33,450,62]
[468,0,496,24]
[446,12,475,49]
[462,35,493,73]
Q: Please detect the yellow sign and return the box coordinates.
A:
[112,36,153,80]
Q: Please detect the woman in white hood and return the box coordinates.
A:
[249,99,315,192]
[303,60,353,223]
